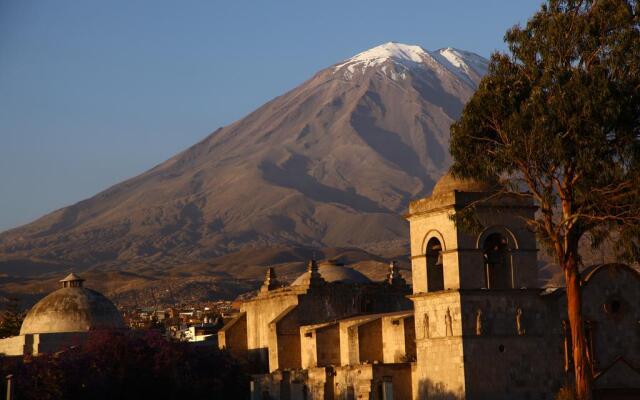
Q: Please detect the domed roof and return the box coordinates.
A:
[291,261,371,286]
[431,171,497,196]
[20,274,125,335]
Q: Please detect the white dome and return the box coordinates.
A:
[431,171,497,196]
[20,274,125,335]
[291,262,371,286]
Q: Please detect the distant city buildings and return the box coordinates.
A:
[123,301,235,344]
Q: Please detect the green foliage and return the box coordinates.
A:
[448,205,485,236]
[450,0,640,265]
[0,298,23,339]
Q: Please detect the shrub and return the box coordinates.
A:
[0,330,249,400]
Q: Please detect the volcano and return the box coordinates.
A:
[0,42,488,273]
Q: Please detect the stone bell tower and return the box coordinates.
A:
[407,173,563,399]
[407,172,539,293]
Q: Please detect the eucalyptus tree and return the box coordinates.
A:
[450,1,640,398]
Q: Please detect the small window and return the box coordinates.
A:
[426,238,444,291]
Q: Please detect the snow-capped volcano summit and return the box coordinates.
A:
[334,42,429,71]
[0,41,488,273]
[334,42,488,85]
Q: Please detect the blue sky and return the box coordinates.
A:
[0,0,542,232]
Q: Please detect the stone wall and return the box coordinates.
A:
[0,332,90,357]
[269,305,302,372]
[308,367,332,400]
[316,324,341,367]
[412,290,465,398]
[300,325,319,369]
[358,319,383,364]
[301,322,341,369]
[372,363,413,400]
[218,312,248,360]
[251,369,308,400]
[582,265,640,373]
[333,363,413,400]
[339,315,379,366]
[0,335,27,356]
[411,288,564,399]
[381,313,415,363]
[34,332,88,355]
[462,336,563,399]
[242,291,300,371]
[240,280,411,373]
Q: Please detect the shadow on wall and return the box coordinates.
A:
[417,378,463,400]
[248,347,270,374]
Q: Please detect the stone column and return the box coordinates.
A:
[249,380,260,400]
[5,375,13,400]
[382,377,394,400]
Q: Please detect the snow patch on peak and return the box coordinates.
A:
[333,42,489,85]
[438,48,469,69]
[430,47,489,83]
[349,42,427,64]
[334,42,429,74]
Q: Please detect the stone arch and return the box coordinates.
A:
[475,225,519,250]
[581,263,640,286]
[421,229,447,254]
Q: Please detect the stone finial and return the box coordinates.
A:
[260,267,281,293]
[308,259,318,273]
[308,259,324,285]
[60,273,85,288]
[387,261,406,286]
[296,259,325,289]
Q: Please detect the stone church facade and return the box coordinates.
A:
[218,173,640,400]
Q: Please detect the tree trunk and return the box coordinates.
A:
[564,257,593,400]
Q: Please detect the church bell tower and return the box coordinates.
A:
[406,173,561,399]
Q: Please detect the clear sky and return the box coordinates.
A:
[0,0,542,232]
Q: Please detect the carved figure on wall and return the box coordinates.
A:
[516,307,525,335]
[475,308,483,335]
[423,313,430,339]
[445,308,453,336]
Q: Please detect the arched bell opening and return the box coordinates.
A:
[426,237,444,292]
[483,233,513,289]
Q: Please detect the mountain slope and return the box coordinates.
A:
[0,42,488,268]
